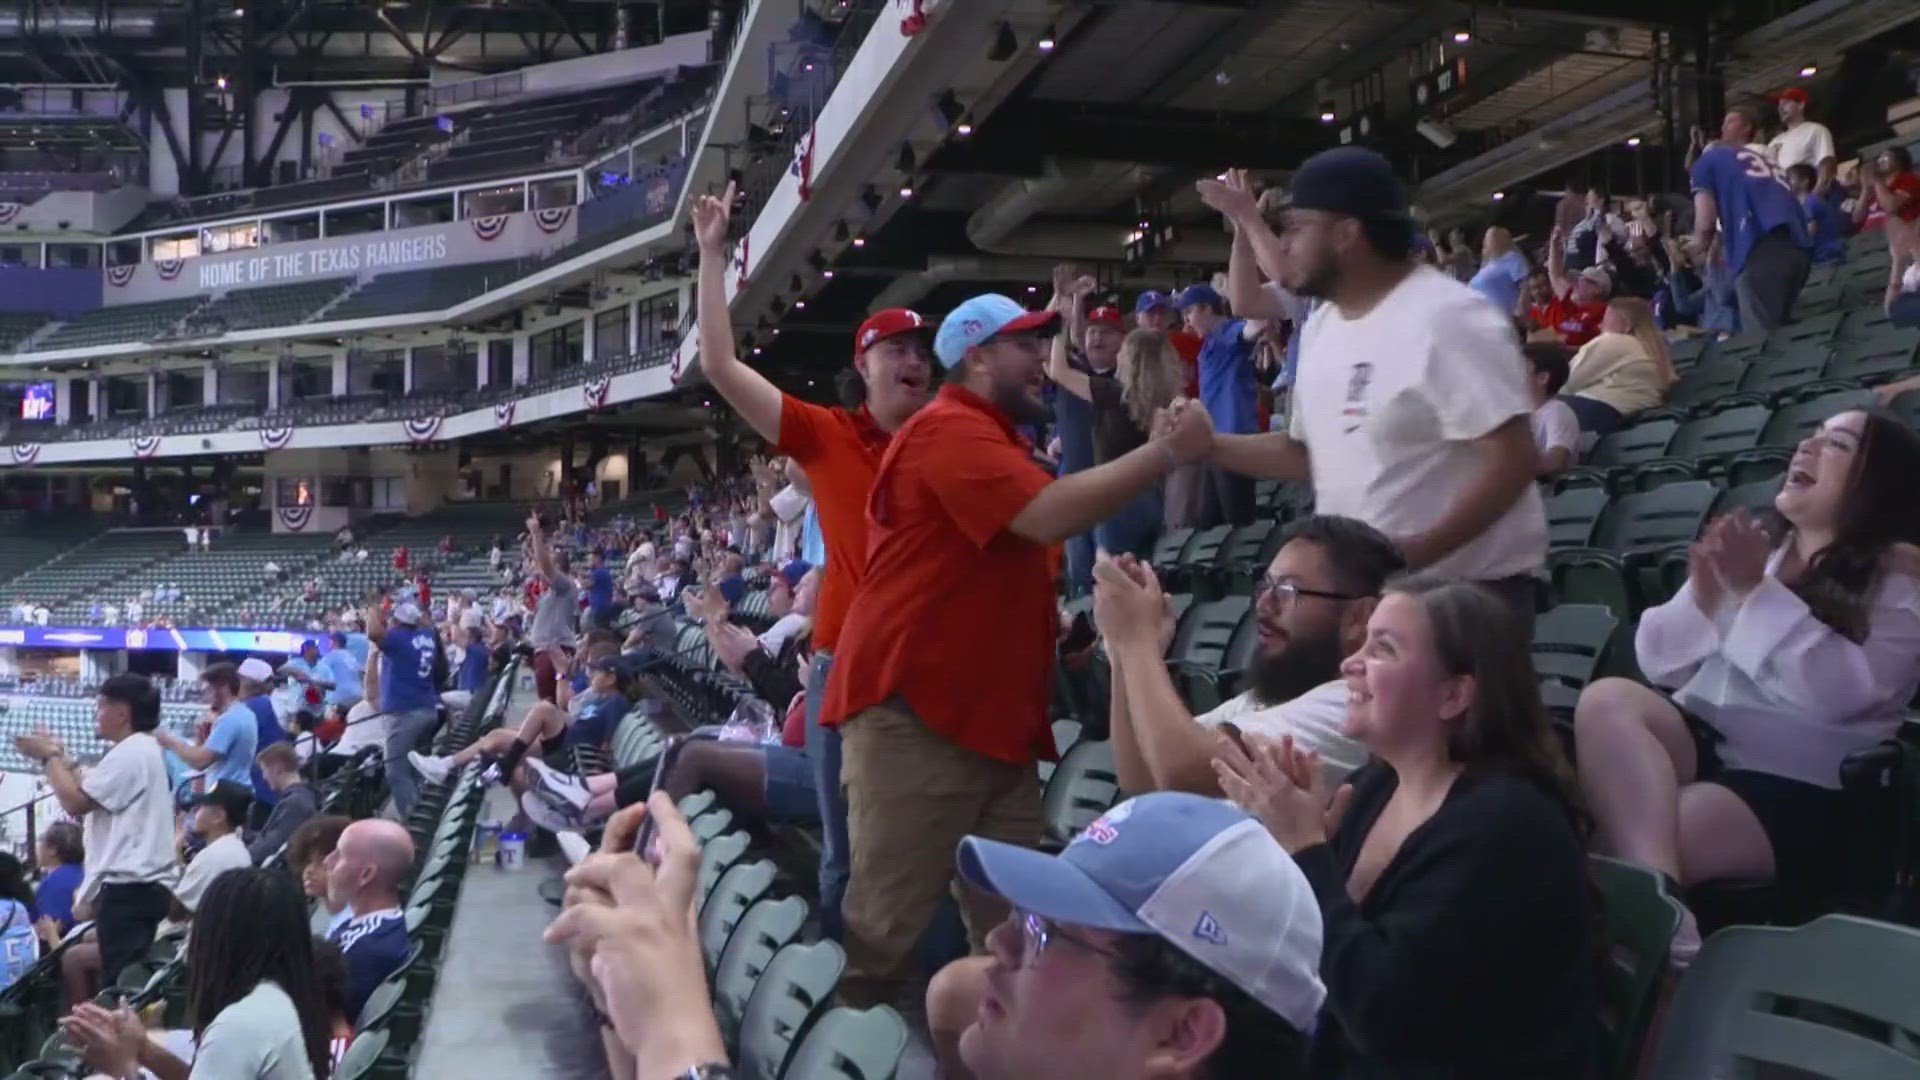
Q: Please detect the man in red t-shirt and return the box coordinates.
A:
[817,292,1215,1005]
[1537,226,1611,347]
[688,182,935,939]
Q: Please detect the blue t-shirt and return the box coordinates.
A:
[205,702,260,789]
[1469,249,1531,316]
[1802,193,1845,265]
[378,627,442,713]
[1689,143,1811,274]
[588,566,615,613]
[243,695,286,808]
[1197,319,1260,435]
[1050,352,1098,476]
[317,648,364,709]
[717,575,747,606]
[0,899,33,991]
[799,504,826,567]
[33,863,82,931]
[329,909,410,1022]
[567,692,629,750]
[456,643,490,692]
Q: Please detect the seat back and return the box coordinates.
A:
[1650,914,1920,1079]
[698,859,778,970]
[780,1005,911,1080]
[1041,738,1121,847]
[712,896,810,1049]
[1590,856,1683,1080]
[697,831,753,909]
[1587,420,1678,469]
[1595,481,1718,552]
[1531,604,1618,690]
[737,940,847,1080]
[1666,406,1769,461]
[1545,487,1610,549]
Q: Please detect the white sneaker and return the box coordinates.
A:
[524,757,592,812]
[1670,905,1703,969]
[408,751,452,786]
[519,788,586,835]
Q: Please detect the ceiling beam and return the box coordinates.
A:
[957,101,1341,171]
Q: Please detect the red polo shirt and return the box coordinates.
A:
[773,396,891,653]
[818,384,1059,765]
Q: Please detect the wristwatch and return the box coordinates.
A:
[678,1066,734,1080]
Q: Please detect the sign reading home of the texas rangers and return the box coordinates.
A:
[196,233,451,290]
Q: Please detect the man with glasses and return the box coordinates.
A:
[949,791,1324,1079]
[1090,515,1403,797]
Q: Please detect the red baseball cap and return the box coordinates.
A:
[1087,306,1124,328]
[1771,87,1808,104]
[853,308,934,357]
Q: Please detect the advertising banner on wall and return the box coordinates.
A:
[103,205,579,306]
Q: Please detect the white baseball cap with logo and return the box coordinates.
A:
[956,791,1326,1032]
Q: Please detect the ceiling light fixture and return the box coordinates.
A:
[1625,136,1642,147]
[1037,25,1057,51]
[1490,191,1505,201]
[1318,101,1336,123]
[1799,64,1818,78]
[852,235,867,248]
[1450,26,1472,44]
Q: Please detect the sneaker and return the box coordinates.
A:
[519,788,586,835]
[1670,905,1702,969]
[524,758,592,813]
[408,751,452,786]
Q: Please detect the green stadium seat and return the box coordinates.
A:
[1624,407,1768,490]
[712,896,810,1049]
[1531,604,1618,694]
[737,941,846,1080]
[1559,420,1677,490]
[699,860,778,971]
[1549,480,1717,619]
[1040,738,1121,849]
[779,1006,910,1080]
[696,831,754,912]
[1544,487,1609,549]
[1589,856,1683,1080]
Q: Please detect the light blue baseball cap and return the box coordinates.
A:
[932,293,1061,370]
[956,791,1326,1030]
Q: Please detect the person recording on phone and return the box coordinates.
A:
[1093,515,1402,797]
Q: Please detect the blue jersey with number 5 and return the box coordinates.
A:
[379,628,441,713]
[1690,143,1810,274]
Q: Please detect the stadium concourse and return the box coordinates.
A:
[7,0,1920,1079]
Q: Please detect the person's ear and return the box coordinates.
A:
[1139,996,1229,1075]
[1438,673,1478,726]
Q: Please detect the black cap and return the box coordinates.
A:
[590,654,625,676]
[188,781,254,822]
[1289,146,1408,217]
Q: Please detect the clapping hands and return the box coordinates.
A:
[1689,510,1771,611]
[1090,553,1176,654]
[1214,733,1354,855]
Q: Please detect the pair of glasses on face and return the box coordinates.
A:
[1253,577,1363,608]
[1018,911,1120,965]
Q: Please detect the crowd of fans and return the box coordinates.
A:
[0,86,1918,1080]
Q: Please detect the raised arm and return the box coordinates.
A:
[1197,170,1289,320]
[1546,225,1572,298]
[692,182,785,442]
[1046,265,1094,402]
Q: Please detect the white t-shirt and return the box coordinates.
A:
[78,732,180,905]
[172,832,254,915]
[1531,399,1581,462]
[1194,681,1369,782]
[331,700,389,757]
[1767,121,1836,171]
[1290,265,1548,580]
[758,613,811,657]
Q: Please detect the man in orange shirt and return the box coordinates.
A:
[691,182,933,939]
[818,292,1215,1006]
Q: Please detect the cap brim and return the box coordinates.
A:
[859,323,937,354]
[956,837,1150,935]
[995,309,1062,338]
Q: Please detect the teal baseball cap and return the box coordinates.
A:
[933,293,1061,370]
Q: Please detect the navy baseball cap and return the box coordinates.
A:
[1175,284,1226,310]
[1133,291,1175,315]
[957,791,1326,1030]
[1289,146,1407,217]
[933,294,1061,370]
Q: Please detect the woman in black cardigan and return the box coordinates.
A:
[1216,574,1596,1079]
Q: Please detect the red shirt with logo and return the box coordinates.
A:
[1533,296,1607,348]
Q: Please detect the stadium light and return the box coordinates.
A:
[1037,25,1057,52]
[1798,64,1818,78]
[1625,136,1642,147]
[852,235,867,248]
[956,117,974,138]
[1318,101,1336,123]
[899,183,915,199]
[1450,26,1471,44]
[1491,191,1505,201]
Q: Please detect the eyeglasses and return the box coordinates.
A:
[1254,577,1363,607]
[1018,911,1122,965]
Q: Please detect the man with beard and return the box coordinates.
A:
[818,292,1215,1008]
[690,182,935,940]
[1195,147,1545,630]
[1094,515,1400,797]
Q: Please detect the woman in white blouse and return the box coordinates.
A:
[1574,408,1920,957]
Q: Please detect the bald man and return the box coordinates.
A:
[324,818,414,1019]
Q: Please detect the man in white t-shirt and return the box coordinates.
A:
[162,781,254,935]
[12,673,178,985]
[1090,515,1404,797]
[1524,342,1582,478]
[1766,87,1836,197]
[1197,146,1546,628]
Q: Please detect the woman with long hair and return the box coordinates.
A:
[1049,320,1185,557]
[1576,408,1920,961]
[61,867,334,1079]
[1215,574,1595,1077]
[1560,295,1677,434]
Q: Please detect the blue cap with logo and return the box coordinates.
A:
[1134,290,1176,316]
[933,293,1061,370]
[956,791,1326,1030]
[1175,283,1226,311]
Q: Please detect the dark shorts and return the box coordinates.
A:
[1683,712,1850,888]
[539,733,567,758]
[533,649,560,702]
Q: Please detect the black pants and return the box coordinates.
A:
[95,881,172,986]
[1734,231,1812,332]
[1202,465,1255,528]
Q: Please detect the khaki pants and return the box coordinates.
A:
[837,701,1043,1007]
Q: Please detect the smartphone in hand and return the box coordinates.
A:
[632,735,688,864]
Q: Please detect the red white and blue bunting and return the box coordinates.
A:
[0,203,21,226]
[533,207,573,234]
[899,0,926,35]
[471,215,509,242]
[403,415,443,445]
[8,443,39,465]
[131,435,161,459]
[155,259,183,281]
[277,504,314,531]
[107,265,135,288]
[260,424,295,451]
[791,126,816,202]
[493,401,517,429]
[583,377,611,411]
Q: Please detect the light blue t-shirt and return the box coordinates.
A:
[0,899,34,991]
[205,701,260,789]
[316,648,364,709]
[1469,249,1531,316]
[799,504,826,568]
